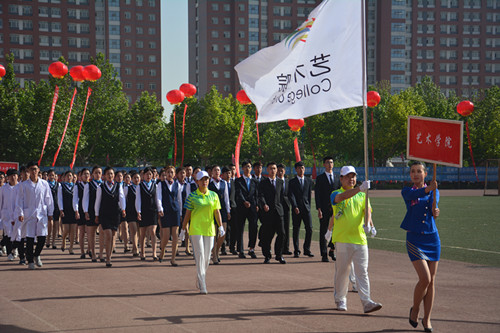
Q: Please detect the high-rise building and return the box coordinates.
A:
[0,0,161,103]
[189,0,500,98]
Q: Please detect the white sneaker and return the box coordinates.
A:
[13,248,18,258]
[351,283,358,293]
[7,254,14,261]
[35,256,43,267]
[0,249,4,256]
[28,263,36,270]
[363,301,382,313]
[336,300,347,311]
[2,246,6,254]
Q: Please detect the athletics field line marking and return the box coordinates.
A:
[373,236,500,255]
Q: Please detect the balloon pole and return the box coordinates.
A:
[432,163,437,213]
[361,0,369,225]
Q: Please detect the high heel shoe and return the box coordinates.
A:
[408,307,418,328]
[170,260,178,267]
[422,320,433,332]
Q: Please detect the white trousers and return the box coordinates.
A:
[190,235,214,291]
[334,242,372,305]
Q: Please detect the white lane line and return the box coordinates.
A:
[373,237,500,255]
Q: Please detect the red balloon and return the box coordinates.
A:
[236,90,252,105]
[166,89,185,105]
[367,91,381,107]
[457,100,474,117]
[82,65,102,81]
[48,61,68,79]
[0,65,5,80]
[70,66,86,82]
[288,119,305,132]
[179,83,197,98]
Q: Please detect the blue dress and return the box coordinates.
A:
[400,187,440,262]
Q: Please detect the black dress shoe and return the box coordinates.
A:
[100,258,105,263]
[275,256,286,264]
[248,251,257,259]
[105,263,112,268]
[263,257,270,264]
[322,255,329,262]
[304,252,314,257]
[238,253,246,259]
[329,249,336,261]
[80,254,86,259]
[283,251,292,255]
[409,307,418,328]
[230,249,238,255]
[293,252,300,258]
[422,320,432,332]
[221,248,227,255]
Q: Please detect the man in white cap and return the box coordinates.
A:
[325,166,382,313]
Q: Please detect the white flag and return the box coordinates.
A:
[235,0,365,123]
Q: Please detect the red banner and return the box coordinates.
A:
[70,87,92,170]
[294,137,301,162]
[407,116,463,167]
[39,85,59,165]
[0,162,19,172]
[181,103,188,166]
[234,116,245,178]
[52,88,77,166]
[173,110,177,166]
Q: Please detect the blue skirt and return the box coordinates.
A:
[406,231,441,262]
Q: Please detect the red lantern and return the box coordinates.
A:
[82,65,102,81]
[179,83,197,98]
[288,119,305,132]
[70,66,86,82]
[0,65,5,80]
[367,91,381,107]
[457,100,474,117]
[167,89,185,105]
[236,90,252,105]
[48,61,68,79]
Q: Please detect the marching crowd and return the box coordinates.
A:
[1,157,442,328]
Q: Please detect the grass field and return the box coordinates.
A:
[295,196,500,267]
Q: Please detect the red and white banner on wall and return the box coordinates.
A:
[39,85,59,165]
[407,116,463,167]
[0,162,19,172]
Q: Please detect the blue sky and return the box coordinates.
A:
[161,0,189,118]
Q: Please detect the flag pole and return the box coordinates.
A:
[361,0,370,225]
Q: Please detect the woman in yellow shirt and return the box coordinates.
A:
[181,171,224,294]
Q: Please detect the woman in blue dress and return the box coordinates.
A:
[401,161,440,332]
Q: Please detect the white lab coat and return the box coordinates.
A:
[16,179,54,238]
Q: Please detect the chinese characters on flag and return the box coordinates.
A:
[407,116,463,167]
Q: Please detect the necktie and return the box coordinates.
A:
[246,177,250,191]
[329,174,333,185]
[272,179,275,188]
[300,178,303,188]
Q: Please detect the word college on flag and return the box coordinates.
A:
[235,0,365,123]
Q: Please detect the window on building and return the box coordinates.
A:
[149,55,156,62]
[124,11,131,19]
[136,54,144,62]
[149,41,156,49]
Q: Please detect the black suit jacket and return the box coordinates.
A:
[280,177,290,209]
[229,179,237,209]
[235,176,259,208]
[258,177,284,216]
[314,172,341,214]
[288,176,312,213]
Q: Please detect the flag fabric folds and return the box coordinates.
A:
[235,0,365,123]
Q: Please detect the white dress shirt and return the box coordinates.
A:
[94,182,126,216]
[135,181,162,214]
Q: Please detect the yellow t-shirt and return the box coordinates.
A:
[184,189,221,237]
[331,187,370,245]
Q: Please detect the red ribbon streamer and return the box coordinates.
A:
[234,116,245,178]
[294,137,301,162]
[255,110,262,157]
[371,110,375,174]
[52,88,77,167]
[39,85,59,165]
[173,110,177,166]
[181,103,188,166]
[465,121,479,182]
[70,87,92,170]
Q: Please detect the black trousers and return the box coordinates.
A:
[319,210,333,256]
[261,211,285,259]
[282,204,291,252]
[26,236,46,264]
[236,206,258,253]
[292,209,312,254]
[13,239,25,260]
[2,236,13,255]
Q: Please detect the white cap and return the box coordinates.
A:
[340,166,357,176]
[196,171,210,181]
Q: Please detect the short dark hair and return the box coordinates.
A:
[26,161,38,169]
[409,161,426,168]
[323,156,334,163]
[253,161,262,168]
[91,166,101,173]
[183,163,192,168]
[221,166,230,173]
[242,160,252,168]
[266,162,277,168]
[80,168,89,174]
[175,167,184,174]
[20,166,26,172]
[103,166,114,175]
[277,163,286,169]
[143,167,153,174]
[48,169,55,175]
[294,161,305,168]
[228,163,236,168]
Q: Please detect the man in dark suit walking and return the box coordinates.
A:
[258,162,286,264]
[315,156,341,262]
[288,161,314,258]
[277,163,292,255]
[234,160,259,258]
